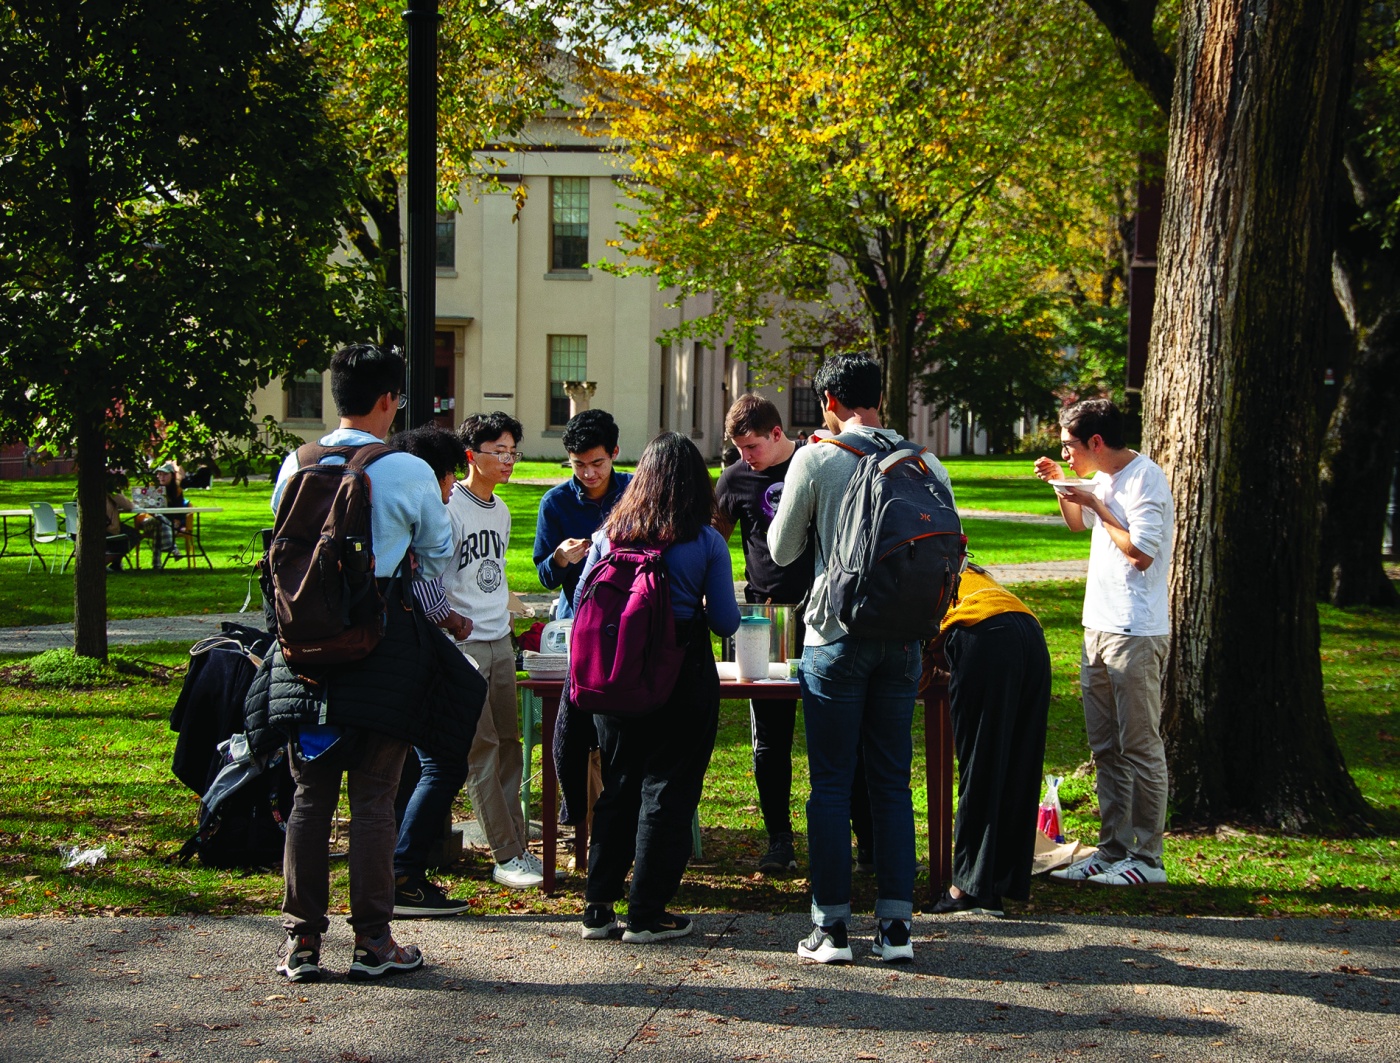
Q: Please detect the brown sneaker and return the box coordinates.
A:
[347,933,424,980]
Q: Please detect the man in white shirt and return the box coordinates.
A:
[1034,398,1174,886]
[445,412,543,889]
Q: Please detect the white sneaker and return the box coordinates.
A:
[1049,854,1113,882]
[493,855,544,889]
[1089,857,1167,886]
[522,850,545,874]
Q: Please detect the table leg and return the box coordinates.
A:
[539,690,559,895]
[924,684,954,894]
[191,512,213,570]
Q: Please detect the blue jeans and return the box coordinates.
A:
[801,636,921,926]
[394,748,470,882]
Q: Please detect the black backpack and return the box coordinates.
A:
[264,442,392,665]
[821,433,966,640]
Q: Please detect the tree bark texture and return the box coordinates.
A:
[1143,0,1368,828]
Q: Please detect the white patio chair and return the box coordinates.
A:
[28,501,74,574]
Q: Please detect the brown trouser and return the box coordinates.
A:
[282,733,409,940]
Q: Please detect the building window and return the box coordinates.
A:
[789,349,824,429]
[550,177,589,271]
[435,214,455,269]
[286,371,323,421]
[549,335,588,428]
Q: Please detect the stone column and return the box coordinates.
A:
[563,380,597,419]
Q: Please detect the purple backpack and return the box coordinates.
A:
[568,544,686,717]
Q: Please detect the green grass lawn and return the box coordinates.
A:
[1,580,1395,922]
[0,461,1084,626]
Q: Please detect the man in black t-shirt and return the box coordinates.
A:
[715,395,816,874]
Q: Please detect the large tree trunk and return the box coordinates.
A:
[73,417,108,660]
[1143,0,1368,829]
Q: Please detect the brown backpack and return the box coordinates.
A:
[266,442,393,665]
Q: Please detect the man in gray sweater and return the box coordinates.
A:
[768,355,953,965]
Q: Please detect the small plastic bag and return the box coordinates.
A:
[60,844,108,869]
[1037,775,1064,843]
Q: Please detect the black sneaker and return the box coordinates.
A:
[872,918,914,962]
[393,878,470,918]
[930,887,1003,917]
[581,904,621,940]
[797,921,852,963]
[622,912,693,943]
[758,835,798,874]
[276,933,321,983]
[347,934,424,980]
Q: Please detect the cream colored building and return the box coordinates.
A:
[253,116,985,460]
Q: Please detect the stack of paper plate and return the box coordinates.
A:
[522,651,569,679]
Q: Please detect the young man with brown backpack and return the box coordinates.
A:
[249,343,478,984]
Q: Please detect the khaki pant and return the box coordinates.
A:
[1081,629,1169,868]
[463,636,528,863]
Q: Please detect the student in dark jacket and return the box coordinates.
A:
[574,432,740,945]
[713,394,815,875]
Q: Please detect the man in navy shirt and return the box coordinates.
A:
[532,409,632,620]
[533,409,632,826]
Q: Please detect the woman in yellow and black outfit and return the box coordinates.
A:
[932,564,1051,916]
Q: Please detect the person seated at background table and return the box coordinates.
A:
[925,563,1051,917]
[156,460,189,535]
[574,432,740,945]
[133,461,185,568]
[104,474,139,573]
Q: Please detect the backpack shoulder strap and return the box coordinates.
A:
[293,442,331,470]
[292,442,393,472]
[819,435,870,458]
[823,432,901,458]
[346,442,394,472]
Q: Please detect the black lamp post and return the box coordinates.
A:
[403,0,440,428]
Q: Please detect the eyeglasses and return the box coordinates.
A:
[395,392,408,410]
[476,449,520,464]
[1060,437,1083,455]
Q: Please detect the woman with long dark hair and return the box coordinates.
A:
[573,432,740,943]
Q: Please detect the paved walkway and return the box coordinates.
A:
[0,911,1393,1061]
[0,561,1089,655]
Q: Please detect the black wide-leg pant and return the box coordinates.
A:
[585,623,719,923]
[944,611,1051,902]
